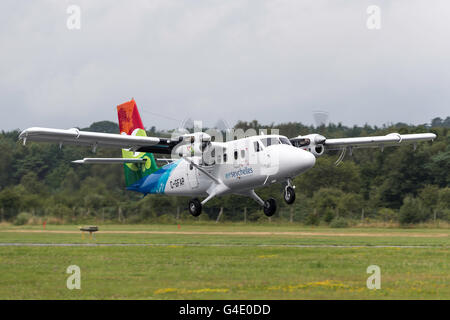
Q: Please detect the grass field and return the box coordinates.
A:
[0,223,448,299]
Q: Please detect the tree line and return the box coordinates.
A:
[0,118,449,226]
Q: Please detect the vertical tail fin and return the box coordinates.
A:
[117,99,159,188]
[117,98,145,136]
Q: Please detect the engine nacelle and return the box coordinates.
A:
[290,133,326,157]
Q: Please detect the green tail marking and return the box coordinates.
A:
[122,128,159,187]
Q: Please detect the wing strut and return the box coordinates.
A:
[335,148,347,166]
[184,157,221,184]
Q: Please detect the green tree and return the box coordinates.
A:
[0,187,22,220]
[399,196,427,225]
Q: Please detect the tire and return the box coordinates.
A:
[284,186,296,205]
[188,198,202,217]
[263,198,277,217]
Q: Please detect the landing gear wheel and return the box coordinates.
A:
[263,198,277,217]
[188,198,202,217]
[284,186,296,205]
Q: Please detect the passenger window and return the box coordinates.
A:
[223,153,227,163]
[241,150,245,158]
[234,150,238,160]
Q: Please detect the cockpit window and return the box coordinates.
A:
[279,137,292,145]
[260,137,281,147]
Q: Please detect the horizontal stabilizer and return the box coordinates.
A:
[72,158,147,164]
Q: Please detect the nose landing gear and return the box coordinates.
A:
[188,198,202,217]
[282,179,296,205]
[283,186,296,205]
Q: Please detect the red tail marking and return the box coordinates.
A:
[117,99,144,135]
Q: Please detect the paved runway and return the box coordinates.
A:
[2,229,448,237]
[0,243,441,248]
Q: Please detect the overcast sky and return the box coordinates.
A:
[1,0,449,132]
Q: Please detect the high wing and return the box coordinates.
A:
[18,127,181,154]
[323,133,436,150]
[290,132,437,157]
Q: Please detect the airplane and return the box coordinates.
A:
[18,99,437,217]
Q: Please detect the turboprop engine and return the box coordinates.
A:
[290,133,326,157]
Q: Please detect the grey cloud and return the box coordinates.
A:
[0,0,449,132]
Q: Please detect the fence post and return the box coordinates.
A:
[244,207,247,223]
[216,207,223,223]
[290,207,294,223]
[361,208,364,221]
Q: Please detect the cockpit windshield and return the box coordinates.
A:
[260,137,281,147]
[279,137,292,145]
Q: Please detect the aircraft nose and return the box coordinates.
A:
[301,149,316,170]
[279,146,316,176]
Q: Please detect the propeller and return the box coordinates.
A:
[313,110,329,127]
[311,110,346,165]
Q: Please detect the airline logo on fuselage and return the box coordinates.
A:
[225,167,254,179]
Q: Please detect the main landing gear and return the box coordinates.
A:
[189,182,296,218]
[244,190,277,217]
[263,198,277,217]
[188,198,202,217]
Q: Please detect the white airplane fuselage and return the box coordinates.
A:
[143,134,316,197]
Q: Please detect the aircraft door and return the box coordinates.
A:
[261,148,271,168]
[254,140,267,168]
[186,162,199,188]
[260,141,278,176]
